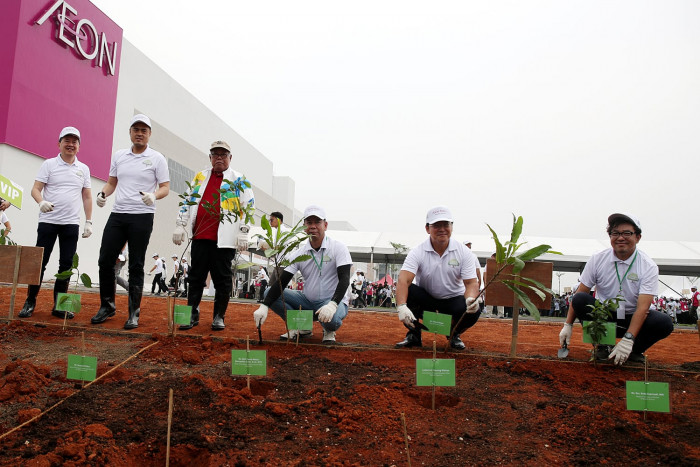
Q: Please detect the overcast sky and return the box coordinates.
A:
[91,0,699,244]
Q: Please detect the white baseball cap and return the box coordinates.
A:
[426,206,453,225]
[152,253,159,257]
[59,126,80,141]
[130,113,152,128]
[608,213,642,232]
[303,205,326,220]
[171,254,178,258]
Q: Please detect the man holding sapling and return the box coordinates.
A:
[253,205,352,343]
[395,206,480,350]
[18,126,93,320]
[559,213,673,365]
[91,114,170,330]
[172,140,255,331]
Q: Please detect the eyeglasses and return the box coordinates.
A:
[209,153,229,159]
[609,231,635,238]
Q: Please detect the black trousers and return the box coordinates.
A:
[571,292,673,353]
[407,284,480,335]
[27,222,79,300]
[188,239,235,307]
[98,213,154,298]
[152,273,167,293]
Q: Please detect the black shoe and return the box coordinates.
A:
[396,332,422,348]
[449,335,466,350]
[91,299,116,324]
[124,316,139,330]
[179,308,200,331]
[627,352,646,363]
[18,299,36,318]
[211,315,225,331]
[51,309,74,319]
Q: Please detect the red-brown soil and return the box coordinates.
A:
[0,286,699,466]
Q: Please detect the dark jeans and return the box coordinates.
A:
[27,222,79,300]
[98,213,154,298]
[571,292,673,354]
[188,239,235,308]
[152,272,167,293]
[406,284,480,335]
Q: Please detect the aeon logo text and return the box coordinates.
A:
[35,0,118,76]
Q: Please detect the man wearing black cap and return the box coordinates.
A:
[91,114,170,330]
[18,126,93,320]
[172,140,254,331]
[559,213,673,365]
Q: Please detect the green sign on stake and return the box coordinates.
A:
[173,305,192,325]
[582,321,617,346]
[66,355,97,381]
[286,309,313,331]
[422,311,452,336]
[416,359,456,387]
[55,293,81,313]
[231,350,267,376]
[626,381,670,413]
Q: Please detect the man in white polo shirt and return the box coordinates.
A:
[395,206,480,350]
[559,213,673,365]
[252,205,352,343]
[91,114,170,330]
[18,126,92,319]
[147,253,167,295]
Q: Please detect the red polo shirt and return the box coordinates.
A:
[192,171,223,241]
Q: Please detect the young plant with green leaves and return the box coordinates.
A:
[586,296,620,365]
[0,228,15,246]
[253,215,311,337]
[447,214,561,354]
[55,253,92,290]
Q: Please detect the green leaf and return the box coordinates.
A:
[503,282,541,321]
[261,215,272,239]
[517,244,552,262]
[289,254,312,265]
[264,249,278,258]
[55,270,73,280]
[510,280,546,301]
[511,257,525,274]
[80,273,92,288]
[72,253,79,270]
[546,250,563,255]
[520,276,555,296]
[508,215,523,255]
[486,223,505,264]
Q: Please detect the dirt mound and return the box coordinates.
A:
[0,361,52,403]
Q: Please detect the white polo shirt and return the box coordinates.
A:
[1,211,8,225]
[284,235,353,305]
[109,145,169,214]
[579,247,658,318]
[153,258,164,274]
[402,237,477,299]
[35,155,91,225]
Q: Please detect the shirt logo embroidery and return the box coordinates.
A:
[627,273,639,282]
[75,170,84,178]
[143,159,153,167]
[448,258,459,267]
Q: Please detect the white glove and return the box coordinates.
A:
[236,228,249,251]
[254,304,269,326]
[258,239,270,251]
[82,221,93,238]
[315,301,338,323]
[96,192,106,208]
[147,272,152,276]
[39,200,54,213]
[609,337,634,365]
[466,297,479,313]
[172,225,187,245]
[559,323,572,347]
[397,304,416,327]
[140,192,156,206]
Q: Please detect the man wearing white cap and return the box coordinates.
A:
[394,206,480,350]
[559,213,673,365]
[253,205,352,343]
[147,253,167,295]
[18,126,92,320]
[91,114,170,329]
[172,140,254,330]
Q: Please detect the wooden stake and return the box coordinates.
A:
[81,331,86,389]
[509,277,520,358]
[296,305,301,347]
[400,412,412,467]
[167,295,173,336]
[246,335,251,391]
[432,340,436,411]
[643,355,648,421]
[166,388,174,467]
[172,298,177,338]
[8,246,21,319]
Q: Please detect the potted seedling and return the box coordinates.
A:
[449,214,561,354]
[54,253,92,329]
[583,297,620,367]
[254,215,310,343]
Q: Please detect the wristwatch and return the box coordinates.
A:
[240,225,250,233]
[623,332,635,341]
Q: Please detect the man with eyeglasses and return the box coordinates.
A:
[559,213,673,365]
[172,140,254,331]
[394,206,480,350]
[91,114,170,330]
[252,205,352,343]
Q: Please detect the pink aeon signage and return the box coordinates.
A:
[0,0,123,181]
